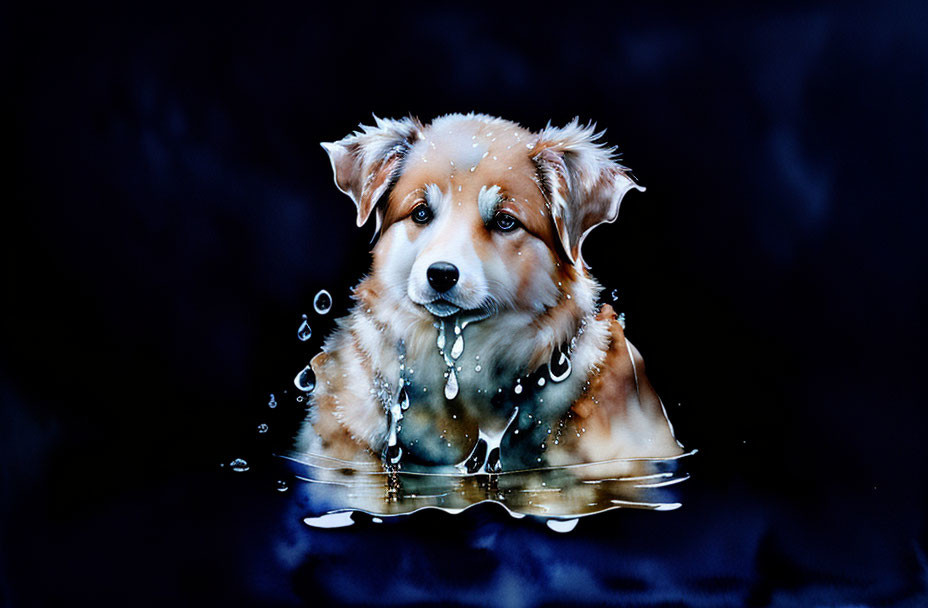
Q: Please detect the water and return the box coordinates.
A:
[297,315,312,341]
[279,289,691,531]
[229,458,250,472]
[313,290,332,315]
[444,367,459,399]
[304,512,354,529]
[546,518,579,533]
[293,365,316,393]
[548,345,572,382]
[278,449,694,525]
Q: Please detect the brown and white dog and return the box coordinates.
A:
[297,113,683,475]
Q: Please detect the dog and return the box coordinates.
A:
[296,113,683,476]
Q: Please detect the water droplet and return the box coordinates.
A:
[229,458,249,472]
[297,315,312,341]
[384,443,403,465]
[514,383,523,395]
[546,519,579,533]
[444,367,459,400]
[257,423,269,434]
[610,288,620,302]
[276,479,289,492]
[436,322,446,351]
[268,393,278,408]
[451,334,464,359]
[548,345,572,382]
[294,365,316,392]
[617,312,626,329]
[475,364,482,372]
[537,377,546,387]
[313,290,332,315]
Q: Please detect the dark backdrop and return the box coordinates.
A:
[3,3,927,606]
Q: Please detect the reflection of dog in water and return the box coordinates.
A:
[297,113,683,474]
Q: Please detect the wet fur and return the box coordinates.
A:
[298,113,683,473]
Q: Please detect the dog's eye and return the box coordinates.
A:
[411,204,433,225]
[492,212,519,232]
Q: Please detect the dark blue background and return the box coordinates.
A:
[3,3,927,606]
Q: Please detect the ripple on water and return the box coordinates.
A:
[280,449,695,530]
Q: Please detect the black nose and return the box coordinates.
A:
[427,262,459,293]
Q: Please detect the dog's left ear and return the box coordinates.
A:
[532,119,645,266]
[321,115,424,232]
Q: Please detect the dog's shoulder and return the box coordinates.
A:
[299,317,385,462]
[565,304,683,462]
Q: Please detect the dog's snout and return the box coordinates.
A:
[427,262,459,293]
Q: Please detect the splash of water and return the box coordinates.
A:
[456,407,520,475]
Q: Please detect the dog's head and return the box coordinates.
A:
[321,114,643,321]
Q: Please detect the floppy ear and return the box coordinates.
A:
[321,115,424,231]
[532,118,645,267]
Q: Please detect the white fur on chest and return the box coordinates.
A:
[353,302,610,432]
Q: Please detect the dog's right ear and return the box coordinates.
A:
[321,115,423,231]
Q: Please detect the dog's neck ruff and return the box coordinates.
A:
[367,300,603,416]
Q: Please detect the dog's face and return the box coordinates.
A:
[378,121,565,319]
[322,114,643,322]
